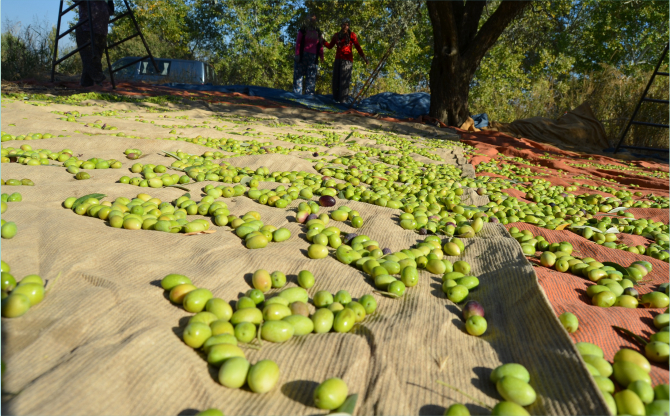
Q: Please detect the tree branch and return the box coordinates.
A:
[460,0,486,52]
[462,1,528,73]
[427,1,459,58]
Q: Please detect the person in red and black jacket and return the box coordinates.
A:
[324,18,368,103]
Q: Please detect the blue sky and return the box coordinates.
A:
[2,0,76,46]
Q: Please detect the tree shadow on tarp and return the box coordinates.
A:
[281,380,319,407]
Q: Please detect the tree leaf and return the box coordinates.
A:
[555,223,571,230]
[184,230,216,236]
[333,394,359,415]
[240,176,253,186]
[603,262,629,276]
[607,207,629,214]
[162,151,181,160]
[166,185,191,191]
[71,193,106,210]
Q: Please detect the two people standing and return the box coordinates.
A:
[293,15,368,103]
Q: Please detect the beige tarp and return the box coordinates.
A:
[0,97,608,415]
[494,102,610,152]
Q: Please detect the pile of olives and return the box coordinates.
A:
[1,179,34,186]
[576,341,669,415]
[62,194,292,244]
[124,148,143,160]
[228,211,291,249]
[1,261,45,318]
[160,274,281,393]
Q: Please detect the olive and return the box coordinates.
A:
[614,389,645,416]
[210,320,234,336]
[279,287,309,304]
[308,244,329,259]
[558,312,579,333]
[314,377,348,410]
[1,222,17,239]
[614,348,651,372]
[388,280,406,297]
[312,307,335,333]
[593,375,614,394]
[359,294,377,314]
[206,298,233,321]
[252,269,272,293]
[582,355,612,377]
[654,384,669,400]
[613,361,651,387]
[183,288,213,313]
[333,308,356,333]
[298,270,315,289]
[230,307,263,325]
[195,409,224,416]
[646,400,670,416]
[496,376,536,406]
[289,301,310,317]
[629,380,655,405]
[645,341,669,362]
[447,285,469,303]
[218,356,250,389]
[345,301,366,322]
[160,274,192,290]
[1,272,17,292]
[1,293,31,318]
[490,401,529,416]
[190,311,219,326]
[247,360,280,394]
[207,343,245,367]
[490,364,530,384]
[576,342,603,358]
[234,322,256,343]
[12,283,44,306]
[465,315,487,336]
[203,334,238,353]
[260,320,294,342]
[183,322,212,348]
[283,314,314,335]
[444,404,470,416]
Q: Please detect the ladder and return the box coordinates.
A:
[614,43,669,154]
[51,0,158,89]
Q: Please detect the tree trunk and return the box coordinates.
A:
[427,1,529,127]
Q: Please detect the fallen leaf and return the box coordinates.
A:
[184,230,216,236]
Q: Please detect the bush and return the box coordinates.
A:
[1,19,81,81]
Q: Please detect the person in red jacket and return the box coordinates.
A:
[324,18,368,103]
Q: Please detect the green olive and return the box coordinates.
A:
[161,274,192,291]
[1,222,17,239]
[444,404,470,415]
[614,348,651,372]
[182,322,212,348]
[262,304,292,321]
[558,312,579,333]
[582,355,612,377]
[614,389,645,416]
[12,283,44,306]
[206,298,233,321]
[298,270,315,289]
[576,342,603,358]
[1,272,17,292]
[613,361,651,387]
[169,284,197,304]
[218,356,250,389]
[279,287,309,304]
[234,322,256,343]
[490,364,530,384]
[593,375,614,394]
[490,401,529,416]
[260,320,295,343]
[646,400,670,416]
[645,341,669,363]
[210,320,235,336]
[183,288,213,313]
[345,301,366,322]
[1,293,31,318]
[207,343,245,367]
[203,333,238,353]
[195,409,224,416]
[189,311,219,326]
[247,360,280,394]
[282,314,314,335]
[496,376,536,407]
[359,294,377,314]
[314,377,348,410]
[312,308,335,333]
[231,307,263,325]
[465,315,487,336]
[628,380,655,405]
[308,244,329,259]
